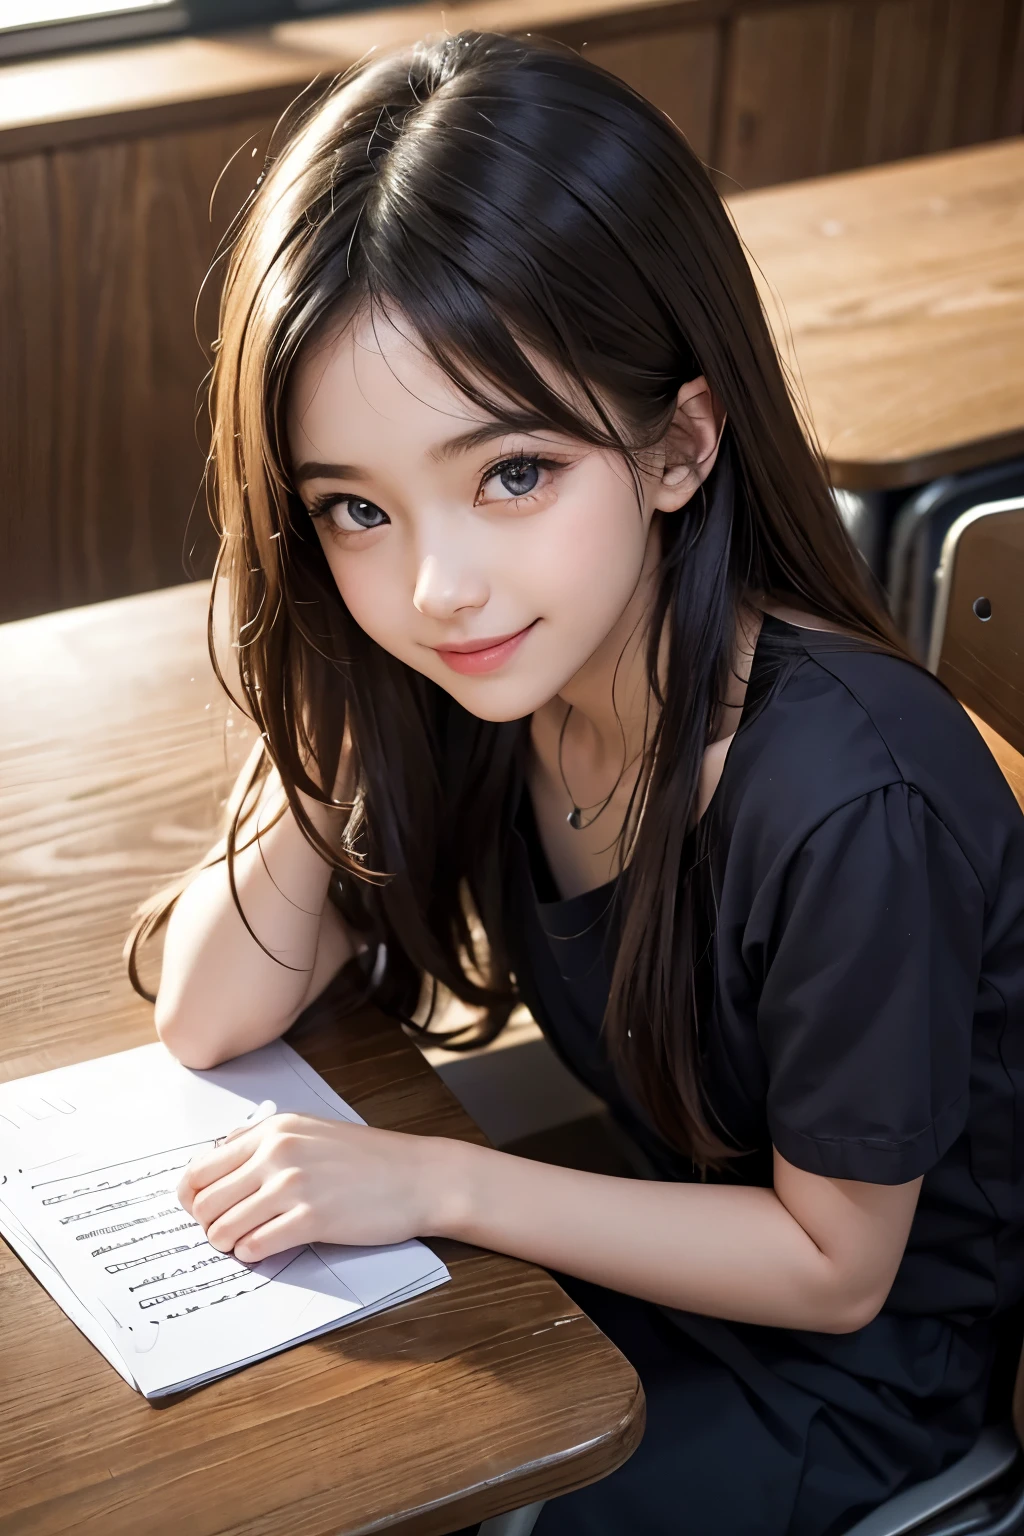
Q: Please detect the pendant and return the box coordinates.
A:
[567,806,585,830]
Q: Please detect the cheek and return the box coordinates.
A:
[320,542,402,649]
[536,473,649,617]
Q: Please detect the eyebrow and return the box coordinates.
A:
[427,416,556,463]
[292,415,560,485]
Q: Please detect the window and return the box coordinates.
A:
[0,0,366,60]
[6,0,174,23]
[1,0,183,57]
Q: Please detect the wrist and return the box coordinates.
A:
[419,1136,480,1240]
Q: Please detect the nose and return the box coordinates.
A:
[412,552,489,620]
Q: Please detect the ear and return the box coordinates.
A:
[651,376,727,513]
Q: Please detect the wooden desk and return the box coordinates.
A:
[0,582,643,1535]
[728,138,1024,492]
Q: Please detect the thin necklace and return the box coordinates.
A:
[557,704,631,831]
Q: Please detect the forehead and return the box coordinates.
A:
[286,302,609,467]
[287,306,493,456]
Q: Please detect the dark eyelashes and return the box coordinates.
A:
[308,494,351,518]
[481,453,567,495]
[485,452,554,478]
[488,452,539,473]
[307,493,386,525]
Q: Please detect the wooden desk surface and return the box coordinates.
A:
[728,138,1024,492]
[0,582,643,1535]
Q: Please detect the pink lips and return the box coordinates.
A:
[434,622,537,675]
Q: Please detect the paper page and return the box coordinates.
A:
[0,1202,139,1389]
[0,1040,364,1175]
[0,1040,448,1397]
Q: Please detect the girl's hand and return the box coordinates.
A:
[176,1113,446,1262]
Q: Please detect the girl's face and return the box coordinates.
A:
[287,308,687,723]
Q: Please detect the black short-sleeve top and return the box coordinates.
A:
[502,615,1024,1325]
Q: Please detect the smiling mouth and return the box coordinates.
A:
[433,621,538,675]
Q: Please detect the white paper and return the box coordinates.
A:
[0,1041,448,1397]
[0,1197,138,1388]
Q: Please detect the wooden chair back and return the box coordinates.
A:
[928,499,1024,1442]
[929,497,1024,813]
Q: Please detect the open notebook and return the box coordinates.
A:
[0,1039,449,1398]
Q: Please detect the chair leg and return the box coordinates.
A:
[478,1501,546,1536]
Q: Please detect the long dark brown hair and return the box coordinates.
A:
[129,30,908,1163]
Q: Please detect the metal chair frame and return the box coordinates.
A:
[478,1503,545,1535]
[886,460,1024,660]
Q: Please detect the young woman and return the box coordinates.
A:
[133,31,1024,1536]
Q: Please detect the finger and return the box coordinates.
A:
[190,1160,265,1233]
[221,1100,278,1144]
[179,1129,259,1201]
[222,1119,256,1143]
[206,1184,291,1255]
[234,1209,311,1265]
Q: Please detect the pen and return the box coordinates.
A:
[215,1098,278,1147]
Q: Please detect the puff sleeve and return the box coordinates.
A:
[756,783,984,1184]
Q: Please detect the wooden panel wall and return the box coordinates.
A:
[581,25,722,161]
[714,0,1024,189]
[0,114,273,621]
[1,0,1023,621]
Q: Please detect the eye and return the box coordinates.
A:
[309,495,389,533]
[480,455,556,503]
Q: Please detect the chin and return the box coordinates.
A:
[444,690,543,724]
[434,674,557,724]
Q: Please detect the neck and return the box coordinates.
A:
[531,563,763,828]
[539,524,662,774]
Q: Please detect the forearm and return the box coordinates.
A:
[433,1142,885,1333]
[155,789,352,1067]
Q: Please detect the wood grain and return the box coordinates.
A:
[864,0,949,167]
[716,0,1024,192]
[0,0,718,157]
[0,34,332,159]
[864,0,1009,164]
[935,506,1024,759]
[580,25,721,158]
[0,114,275,623]
[1,0,1020,164]
[717,2,854,189]
[967,709,1024,812]
[728,137,1024,489]
[0,581,644,1534]
[1005,0,1024,137]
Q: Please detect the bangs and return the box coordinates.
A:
[350,78,697,458]
[362,280,632,456]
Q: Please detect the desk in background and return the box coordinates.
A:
[728,136,1024,610]
[0,581,643,1536]
[728,137,1024,494]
